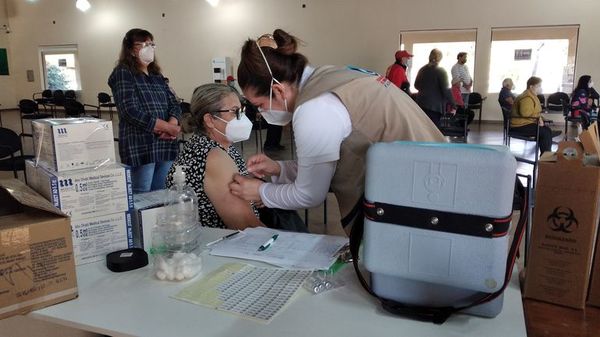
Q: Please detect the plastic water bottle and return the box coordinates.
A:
[151,165,202,281]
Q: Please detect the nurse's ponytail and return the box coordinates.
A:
[237,28,308,97]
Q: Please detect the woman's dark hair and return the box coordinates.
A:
[183,83,240,134]
[573,75,592,94]
[117,28,162,75]
[237,29,308,97]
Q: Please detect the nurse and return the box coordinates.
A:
[229,29,445,233]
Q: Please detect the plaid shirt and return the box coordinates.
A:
[108,66,181,166]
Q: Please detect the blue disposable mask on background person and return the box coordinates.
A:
[256,41,293,126]
[213,114,253,143]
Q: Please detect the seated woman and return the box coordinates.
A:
[510,76,554,154]
[166,83,263,229]
[571,75,594,130]
[499,78,516,111]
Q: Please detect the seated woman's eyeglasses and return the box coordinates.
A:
[134,41,156,48]
[214,106,246,120]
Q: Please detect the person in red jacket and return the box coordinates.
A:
[386,50,413,95]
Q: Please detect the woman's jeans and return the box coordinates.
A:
[131,161,174,193]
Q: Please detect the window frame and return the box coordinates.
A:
[38,44,82,91]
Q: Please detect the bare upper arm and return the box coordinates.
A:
[204,148,263,230]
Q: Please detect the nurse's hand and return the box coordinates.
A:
[246,154,280,178]
[230,174,264,203]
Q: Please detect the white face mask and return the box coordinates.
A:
[589,81,594,88]
[213,113,253,143]
[535,86,543,95]
[260,86,292,126]
[139,45,155,65]
[255,41,294,126]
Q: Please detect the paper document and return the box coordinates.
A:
[209,227,348,270]
[173,263,311,323]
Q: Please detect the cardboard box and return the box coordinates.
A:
[25,160,133,220]
[588,225,600,307]
[32,118,116,172]
[132,190,168,252]
[524,124,600,309]
[0,179,78,320]
[71,211,134,266]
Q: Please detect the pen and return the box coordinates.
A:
[206,230,241,247]
[258,234,278,251]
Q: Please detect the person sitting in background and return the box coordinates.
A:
[166,83,263,229]
[386,50,413,95]
[499,78,516,111]
[510,76,558,154]
[415,48,456,127]
[571,75,594,130]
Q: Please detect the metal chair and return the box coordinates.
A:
[467,92,484,125]
[439,110,468,142]
[97,92,117,120]
[504,114,541,187]
[18,99,52,138]
[33,89,55,115]
[64,100,100,118]
[0,127,34,181]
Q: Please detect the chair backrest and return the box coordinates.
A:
[64,90,76,101]
[98,92,112,104]
[468,92,483,106]
[42,89,53,99]
[546,92,570,115]
[0,127,22,158]
[19,99,39,115]
[53,90,65,106]
[64,100,85,117]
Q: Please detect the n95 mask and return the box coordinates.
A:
[213,114,253,143]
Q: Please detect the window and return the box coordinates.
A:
[399,29,477,92]
[39,45,82,90]
[488,26,579,94]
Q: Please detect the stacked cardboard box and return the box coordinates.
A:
[0,179,78,319]
[27,118,134,265]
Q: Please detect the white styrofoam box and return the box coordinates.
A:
[71,211,134,265]
[132,190,168,252]
[32,118,116,172]
[362,142,517,317]
[26,160,133,220]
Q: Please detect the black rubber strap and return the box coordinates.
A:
[350,178,528,324]
[364,201,512,238]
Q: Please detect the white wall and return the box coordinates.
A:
[0,0,16,109]
[4,0,600,121]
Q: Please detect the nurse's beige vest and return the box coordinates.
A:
[295,66,445,232]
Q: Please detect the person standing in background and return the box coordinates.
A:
[109,28,181,193]
[386,50,413,95]
[570,75,594,130]
[414,48,456,127]
[451,52,472,107]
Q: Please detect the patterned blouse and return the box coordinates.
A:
[165,134,259,228]
[108,66,181,167]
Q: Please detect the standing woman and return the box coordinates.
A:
[571,75,594,130]
[109,28,182,193]
[414,49,456,127]
[229,29,444,234]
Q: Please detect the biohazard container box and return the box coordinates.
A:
[524,123,600,309]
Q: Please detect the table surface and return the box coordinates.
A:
[30,228,527,337]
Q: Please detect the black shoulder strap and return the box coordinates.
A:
[349,178,528,324]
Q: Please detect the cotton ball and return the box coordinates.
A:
[155,270,167,280]
[173,252,186,261]
[175,272,185,281]
[182,266,195,279]
[166,270,175,281]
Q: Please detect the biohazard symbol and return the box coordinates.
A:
[546,207,578,233]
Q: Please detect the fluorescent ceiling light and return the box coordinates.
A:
[206,0,220,7]
[76,0,91,12]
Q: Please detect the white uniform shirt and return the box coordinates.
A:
[451,63,472,94]
[259,66,353,209]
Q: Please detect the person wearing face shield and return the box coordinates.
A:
[510,76,559,154]
[166,83,263,229]
[108,28,181,193]
[229,29,445,234]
